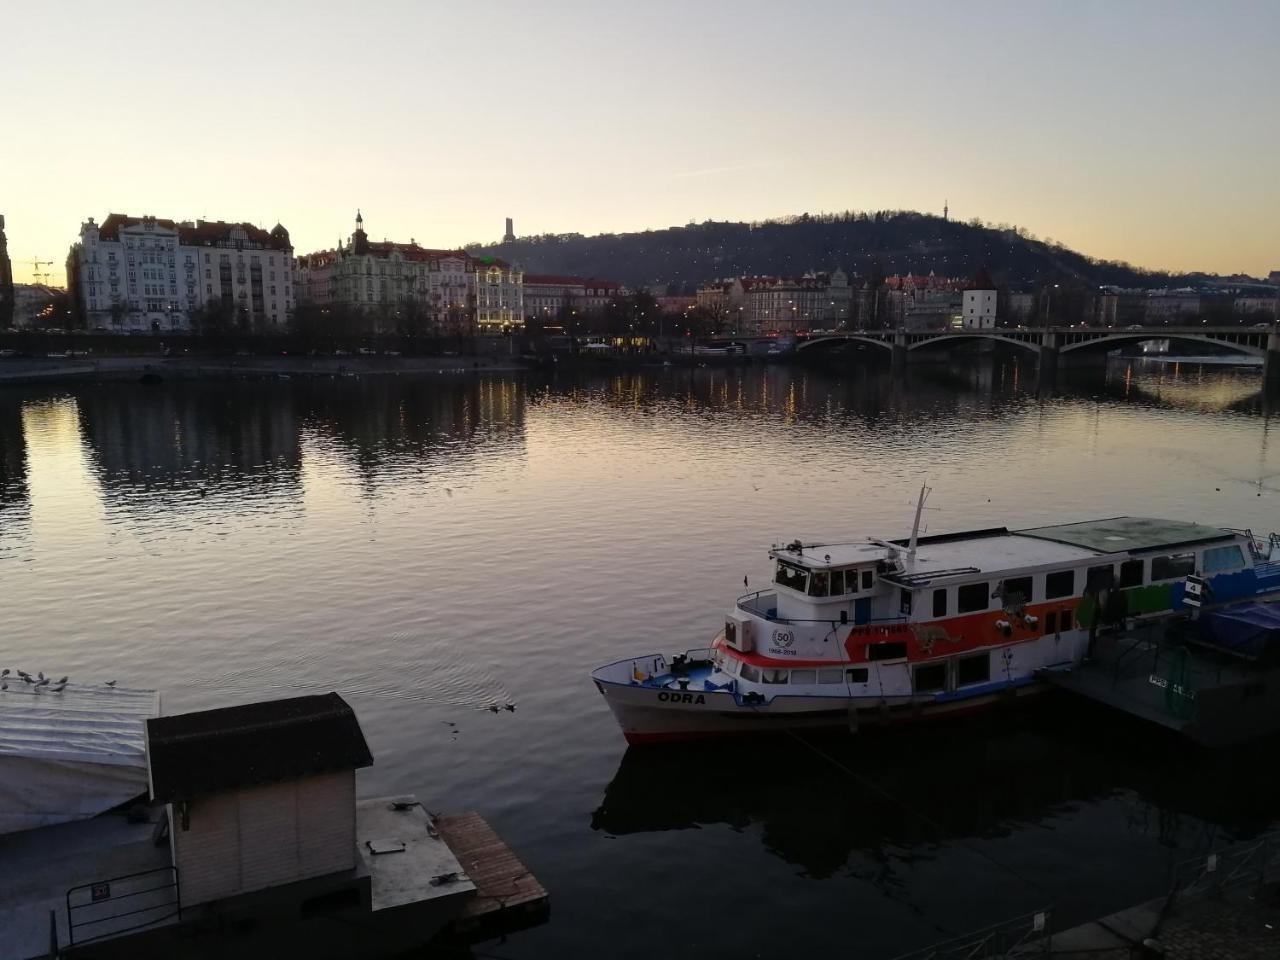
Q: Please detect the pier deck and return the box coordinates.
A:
[436,811,549,940]
[1038,625,1280,747]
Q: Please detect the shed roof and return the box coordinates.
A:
[1016,517,1232,554]
[146,693,373,802]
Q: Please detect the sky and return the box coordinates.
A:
[2,0,1277,285]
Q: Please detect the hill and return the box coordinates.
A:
[469,210,1198,294]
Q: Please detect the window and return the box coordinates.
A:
[846,667,869,683]
[1119,559,1144,588]
[957,653,991,686]
[1002,576,1033,604]
[818,668,845,683]
[740,663,761,683]
[1086,565,1114,592]
[1045,570,1075,599]
[790,669,817,684]
[762,668,788,684]
[1045,611,1057,634]
[1151,553,1195,581]
[1203,545,1244,574]
[861,570,873,590]
[868,641,908,660]
[933,589,947,617]
[900,589,913,615]
[809,571,831,597]
[958,582,989,613]
[775,561,808,593]
[914,662,948,693]
[1060,609,1073,631]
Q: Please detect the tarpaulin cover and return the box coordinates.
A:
[0,683,159,834]
[1198,602,1280,660]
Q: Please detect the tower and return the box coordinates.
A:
[503,217,515,243]
[0,215,13,328]
[943,200,948,222]
[351,209,369,255]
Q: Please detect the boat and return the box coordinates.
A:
[590,490,1280,744]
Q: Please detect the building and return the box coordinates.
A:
[0,214,13,328]
[522,274,623,324]
[883,272,965,330]
[67,214,295,333]
[1234,295,1277,317]
[295,213,524,335]
[1096,287,1146,327]
[961,269,997,329]
[735,270,852,334]
[1144,289,1201,324]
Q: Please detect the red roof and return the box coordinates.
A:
[94,214,292,251]
[524,274,586,286]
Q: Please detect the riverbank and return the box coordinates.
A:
[0,354,528,385]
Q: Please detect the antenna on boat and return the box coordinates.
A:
[907,482,932,563]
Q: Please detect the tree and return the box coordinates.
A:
[190,299,235,336]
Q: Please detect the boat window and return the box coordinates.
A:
[1060,609,1074,631]
[957,582,989,614]
[740,663,761,682]
[1045,611,1058,634]
[861,569,873,590]
[762,668,788,684]
[775,561,809,593]
[809,571,831,597]
[868,641,908,661]
[1086,565,1114,593]
[932,588,947,617]
[1203,545,1244,574]
[1045,569,1075,599]
[1151,553,1196,581]
[900,589,913,615]
[1001,576,1033,605]
[913,662,948,693]
[818,668,845,683]
[1119,559,1144,588]
[957,653,991,686]
[724,620,738,647]
[790,669,817,684]
[846,667,869,683]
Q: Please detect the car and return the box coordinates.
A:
[1126,325,1143,330]
[1255,322,1273,329]
[0,349,16,358]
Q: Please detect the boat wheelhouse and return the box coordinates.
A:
[591,512,1280,743]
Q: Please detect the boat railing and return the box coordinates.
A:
[735,591,907,628]
[1227,527,1279,562]
[66,864,181,947]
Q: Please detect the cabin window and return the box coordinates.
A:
[1151,553,1195,581]
[724,620,738,647]
[900,589,913,615]
[818,668,845,683]
[1203,545,1244,574]
[846,667,869,683]
[861,570,873,590]
[1045,611,1058,634]
[957,582,989,614]
[740,663,761,682]
[790,669,817,684]
[762,668,788,684]
[932,589,947,617]
[1001,576,1033,605]
[775,561,808,593]
[956,653,991,686]
[1045,570,1075,599]
[1086,565,1115,593]
[913,662,948,693]
[1060,609,1074,631]
[868,641,908,661]
[1119,559,1144,588]
[809,571,831,597]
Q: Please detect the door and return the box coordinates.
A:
[854,597,871,625]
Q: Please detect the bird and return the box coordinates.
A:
[504,704,516,712]
[34,678,49,688]
[56,676,67,685]
[1,669,9,678]
[51,682,66,693]
[17,670,30,681]
[37,672,44,682]
[1,681,7,691]
[21,675,33,684]
[105,680,117,687]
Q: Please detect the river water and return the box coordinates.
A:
[1,358,1278,958]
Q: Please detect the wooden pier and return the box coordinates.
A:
[436,812,549,941]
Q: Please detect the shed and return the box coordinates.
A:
[145,693,373,906]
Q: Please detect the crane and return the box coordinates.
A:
[22,258,54,286]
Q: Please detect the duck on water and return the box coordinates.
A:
[590,487,1280,744]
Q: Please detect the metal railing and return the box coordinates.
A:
[1163,831,1280,918]
[66,865,180,947]
[890,908,1053,960]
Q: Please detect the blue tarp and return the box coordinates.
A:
[1199,602,1280,660]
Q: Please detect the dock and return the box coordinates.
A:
[1038,622,1280,747]
[436,811,550,940]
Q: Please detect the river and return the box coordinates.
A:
[1,357,1278,958]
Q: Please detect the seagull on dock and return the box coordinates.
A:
[34,678,49,689]
[17,670,31,682]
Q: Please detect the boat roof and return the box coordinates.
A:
[0,684,159,768]
[1016,517,1233,554]
[892,533,1102,584]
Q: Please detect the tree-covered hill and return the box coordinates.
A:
[469,210,1199,294]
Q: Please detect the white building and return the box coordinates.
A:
[962,273,997,330]
[68,214,294,333]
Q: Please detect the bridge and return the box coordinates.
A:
[795,325,1280,384]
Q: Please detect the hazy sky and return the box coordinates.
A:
[3,0,1277,284]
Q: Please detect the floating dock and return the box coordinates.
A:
[1038,622,1280,747]
[436,811,550,940]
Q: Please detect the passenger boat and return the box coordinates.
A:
[590,491,1280,744]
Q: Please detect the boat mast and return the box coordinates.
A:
[907,483,931,563]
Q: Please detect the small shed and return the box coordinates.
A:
[145,693,373,907]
